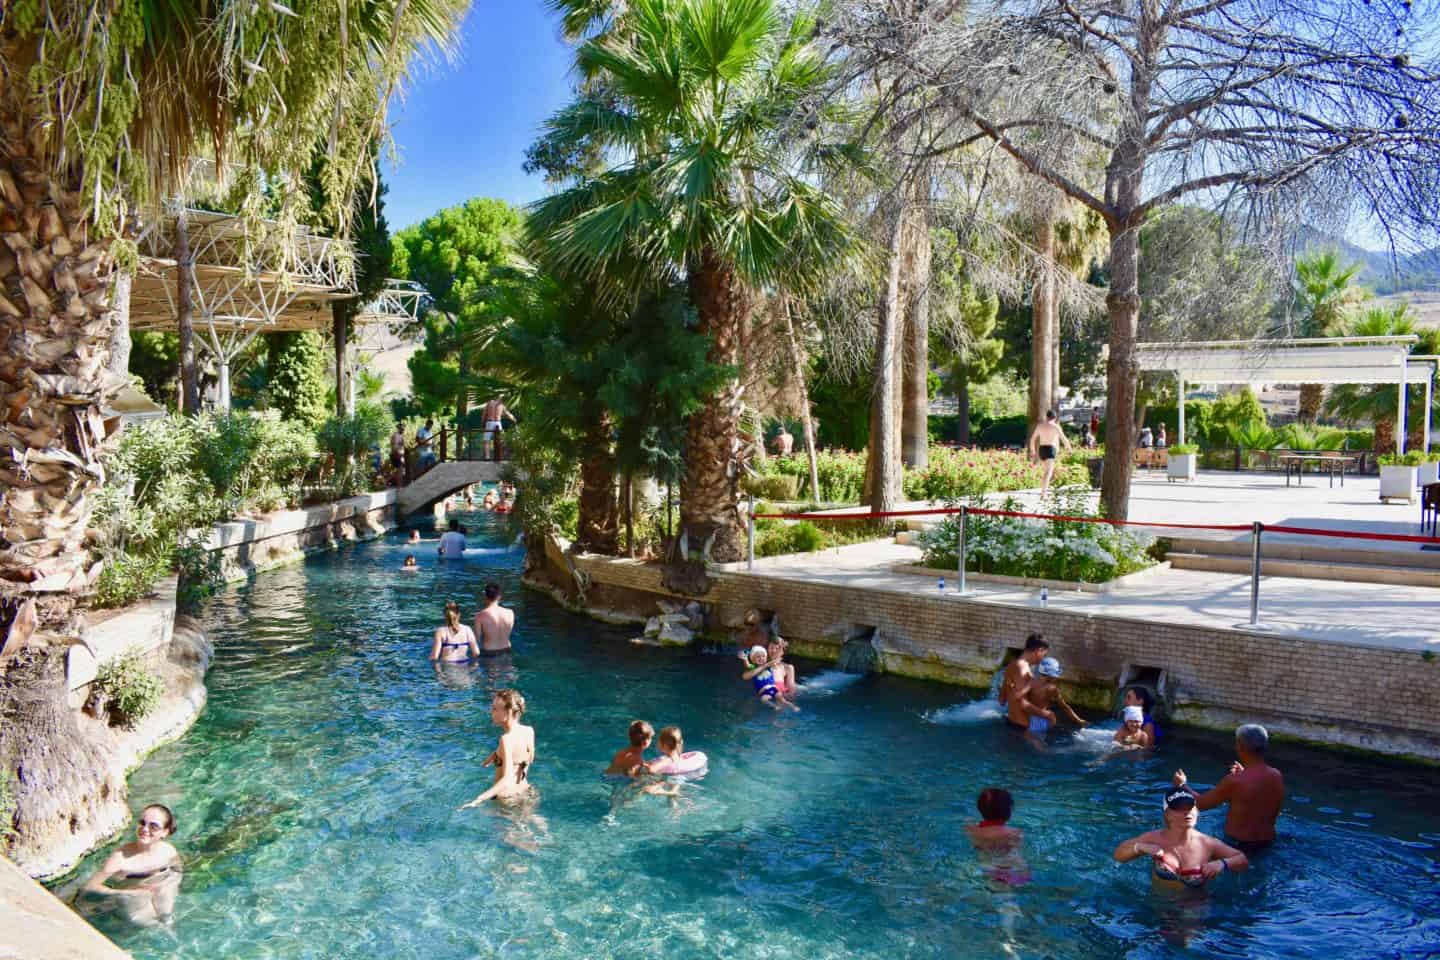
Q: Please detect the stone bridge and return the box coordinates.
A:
[397,460,509,517]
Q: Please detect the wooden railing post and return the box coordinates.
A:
[440,427,449,463]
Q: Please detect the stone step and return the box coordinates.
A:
[1167,536,1440,571]
[1166,551,1440,588]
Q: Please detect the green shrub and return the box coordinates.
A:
[1379,451,1426,467]
[1167,443,1199,456]
[903,446,1086,501]
[919,490,1153,583]
[758,449,866,503]
[94,651,166,728]
[93,552,172,608]
[317,404,392,496]
[786,521,825,553]
[741,473,800,501]
[974,414,1028,447]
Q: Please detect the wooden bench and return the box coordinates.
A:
[1134,448,1169,470]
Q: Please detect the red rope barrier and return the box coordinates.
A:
[1265,525,1440,545]
[752,507,1440,544]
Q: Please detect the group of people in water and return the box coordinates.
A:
[79,522,1286,934]
[983,631,1285,896]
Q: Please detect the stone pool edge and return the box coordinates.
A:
[526,544,1440,765]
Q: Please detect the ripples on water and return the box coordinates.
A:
[68,509,1440,959]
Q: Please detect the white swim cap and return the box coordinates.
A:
[749,645,769,663]
[1123,705,1144,723]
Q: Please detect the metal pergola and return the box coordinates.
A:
[128,204,424,411]
[1134,336,1434,455]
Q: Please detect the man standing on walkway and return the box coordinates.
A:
[1026,410,1070,499]
[416,418,437,470]
[1172,724,1285,853]
[474,582,515,654]
[999,633,1050,729]
[389,424,407,483]
[480,397,517,461]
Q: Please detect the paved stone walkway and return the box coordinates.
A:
[732,540,1440,654]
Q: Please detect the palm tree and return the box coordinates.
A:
[0,1,466,639]
[1325,304,1416,458]
[1293,250,1364,423]
[529,0,856,563]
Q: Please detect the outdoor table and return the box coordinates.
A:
[1278,454,1356,488]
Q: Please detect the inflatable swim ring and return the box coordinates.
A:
[648,751,708,780]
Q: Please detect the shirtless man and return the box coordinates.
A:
[389,425,407,479]
[1172,723,1285,853]
[480,397,517,461]
[1026,410,1071,499]
[773,426,794,456]
[999,633,1050,730]
[474,582,515,655]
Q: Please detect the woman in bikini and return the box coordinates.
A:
[460,688,535,808]
[78,804,183,927]
[430,601,480,662]
[1113,789,1248,893]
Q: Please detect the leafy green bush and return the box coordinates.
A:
[317,404,392,496]
[919,490,1153,583]
[760,449,867,503]
[741,473,801,501]
[1227,421,1279,451]
[1379,451,1426,467]
[754,520,827,557]
[903,446,1086,501]
[94,651,166,728]
[974,414,1028,447]
[1206,388,1267,445]
[1167,443,1199,455]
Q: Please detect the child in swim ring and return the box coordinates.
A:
[640,726,706,796]
[741,645,799,712]
[606,720,654,776]
[1114,705,1153,749]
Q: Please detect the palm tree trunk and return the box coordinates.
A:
[576,413,620,554]
[682,248,746,563]
[901,201,932,470]
[0,104,117,635]
[1298,384,1323,425]
[1028,211,1055,429]
[175,213,200,415]
[1051,304,1061,414]
[782,300,821,503]
[868,209,907,513]
[1374,417,1395,462]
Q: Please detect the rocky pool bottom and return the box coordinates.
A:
[62,510,1440,959]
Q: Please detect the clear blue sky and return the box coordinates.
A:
[382,0,574,229]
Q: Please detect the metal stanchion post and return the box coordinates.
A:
[1249,521,1262,626]
[957,505,968,595]
[747,494,756,572]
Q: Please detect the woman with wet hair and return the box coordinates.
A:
[78,804,183,927]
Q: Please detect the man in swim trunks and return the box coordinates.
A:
[1000,633,1049,729]
[1172,723,1284,853]
[1026,409,1070,498]
[474,582,515,655]
[479,397,516,461]
[389,424,407,480]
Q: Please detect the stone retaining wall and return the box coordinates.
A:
[560,552,1440,763]
[205,490,396,582]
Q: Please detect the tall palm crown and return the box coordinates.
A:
[1294,251,1365,338]
[528,0,856,563]
[1325,304,1417,457]
[0,1,465,634]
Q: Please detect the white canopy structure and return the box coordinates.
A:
[1133,336,1434,454]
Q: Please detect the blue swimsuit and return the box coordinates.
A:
[752,668,779,700]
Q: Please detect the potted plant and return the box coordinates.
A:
[1166,443,1199,482]
[1419,451,1440,488]
[1378,450,1425,502]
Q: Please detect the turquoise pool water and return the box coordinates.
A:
[74,509,1440,958]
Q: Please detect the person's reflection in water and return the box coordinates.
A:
[76,804,183,928]
[433,658,479,688]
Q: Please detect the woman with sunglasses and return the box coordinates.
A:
[79,803,183,927]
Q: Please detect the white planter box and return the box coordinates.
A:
[1379,465,1418,502]
[1167,454,1197,482]
[1418,461,1440,487]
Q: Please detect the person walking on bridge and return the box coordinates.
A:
[480,397,517,461]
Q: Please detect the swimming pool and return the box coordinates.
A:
[72,509,1440,958]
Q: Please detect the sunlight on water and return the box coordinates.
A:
[63,509,1440,960]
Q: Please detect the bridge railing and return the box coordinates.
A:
[400,426,505,486]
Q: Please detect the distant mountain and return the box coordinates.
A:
[1297,228,1440,295]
